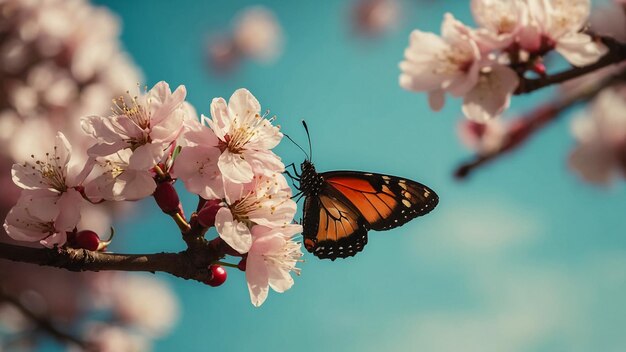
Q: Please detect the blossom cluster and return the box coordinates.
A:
[399,0,607,122]
[3,81,302,307]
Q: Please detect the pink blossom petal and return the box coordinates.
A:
[218,150,254,183]
[215,207,252,253]
[173,146,224,199]
[556,33,608,66]
[462,65,519,122]
[208,98,230,140]
[245,254,269,307]
[569,141,615,185]
[55,190,83,231]
[149,83,187,126]
[428,90,446,111]
[227,89,261,124]
[40,231,67,249]
[183,128,219,148]
[81,115,122,144]
[128,144,165,170]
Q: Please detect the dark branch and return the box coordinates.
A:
[455,70,625,180]
[0,243,218,283]
[515,36,626,95]
[0,288,91,350]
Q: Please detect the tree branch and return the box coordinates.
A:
[515,36,626,95]
[0,289,91,351]
[0,243,218,283]
[455,70,625,180]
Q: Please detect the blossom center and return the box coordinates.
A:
[262,240,302,276]
[25,148,67,192]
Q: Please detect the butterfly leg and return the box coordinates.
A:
[284,169,301,183]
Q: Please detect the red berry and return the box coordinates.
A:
[206,265,227,287]
[197,199,222,228]
[153,182,181,214]
[74,230,100,251]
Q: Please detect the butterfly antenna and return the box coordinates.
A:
[302,120,312,161]
[284,133,309,160]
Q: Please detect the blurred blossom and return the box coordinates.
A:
[73,324,151,352]
[569,87,626,185]
[208,6,284,73]
[352,0,401,36]
[458,119,507,155]
[590,0,626,44]
[105,274,179,337]
[0,0,181,349]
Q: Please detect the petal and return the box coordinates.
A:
[40,231,67,249]
[173,146,224,199]
[568,141,616,185]
[556,33,608,67]
[208,99,230,140]
[245,254,270,307]
[228,89,261,125]
[428,90,446,111]
[218,150,254,183]
[215,207,252,253]
[128,144,165,170]
[55,190,83,231]
[149,83,187,126]
[462,65,519,122]
[81,115,123,143]
[182,128,219,148]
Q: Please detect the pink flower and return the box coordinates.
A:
[215,174,296,254]
[11,132,90,194]
[470,0,527,52]
[458,118,507,155]
[4,190,81,248]
[522,0,607,66]
[462,64,519,122]
[84,149,156,201]
[246,224,303,307]
[233,7,284,63]
[399,14,481,111]
[204,88,284,183]
[81,81,188,168]
[352,0,401,36]
[173,147,223,200]
[569,88,626,185]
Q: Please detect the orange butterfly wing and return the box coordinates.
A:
[301,170,438,260]
[302,187,368,260]
[324,171,438,230]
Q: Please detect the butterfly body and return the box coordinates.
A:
[298,160,438,261]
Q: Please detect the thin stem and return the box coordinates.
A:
[454,70,625,180]
[515,36,626,95]
[213,261,239,269]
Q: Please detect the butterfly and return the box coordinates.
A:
[286,123,439,261]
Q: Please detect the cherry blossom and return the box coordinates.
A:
[569,88,626,185]
[172,125,224,200]
[11,132,91,193]
[204,88,284,183]
[523,0,607,66]
[462,64,520,122]
[233,7,284,63]
[4,190,81,248]
[246,224,303,307]
[470,0,527,51]
[215,174,296,254]
[458,119,507,155]
[84,149,156,202]
[81,81,188,169]
[399,14,481,111]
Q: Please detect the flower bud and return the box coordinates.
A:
[532,61,546,76]
[206,265,227,287]
[237,257,247,271]
[74,230,100,251]
[197,199,222,228]
[153,182,181,214]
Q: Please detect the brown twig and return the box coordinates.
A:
[0,243,219,283]
[0,288,91,351]
[515,36,626,95]
[455,70,625,180]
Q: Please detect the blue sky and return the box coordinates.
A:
[91,1,626,351]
